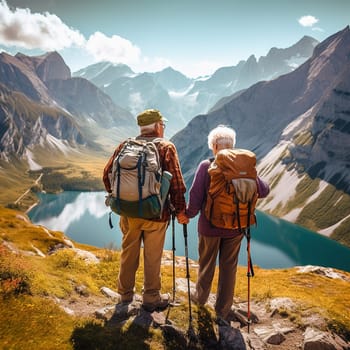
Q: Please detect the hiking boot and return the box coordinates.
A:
[142,293,170,312]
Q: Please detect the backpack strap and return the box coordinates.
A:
[116,160,122,213]
[134,138,160,217]
[235,196,242,233]
[236,196,255,277]
[137,147,147,217]
[137,154,142,217]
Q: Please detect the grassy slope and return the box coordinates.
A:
[1,141,349,248]
[0,148,108,212]
[260,168,350,248]
[1,206,349,349]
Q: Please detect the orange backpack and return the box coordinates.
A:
[204,148,258,230]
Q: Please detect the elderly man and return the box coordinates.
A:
[103,109,188,311]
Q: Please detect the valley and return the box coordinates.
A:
[1,27,349,247]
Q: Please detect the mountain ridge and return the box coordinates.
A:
[172,26,350,244]
[0,51,138,164]
[75,35,318,135]
[0,28,349,247]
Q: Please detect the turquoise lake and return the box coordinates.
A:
[28,191,350,272]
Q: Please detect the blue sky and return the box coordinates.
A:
[0,0,349,77]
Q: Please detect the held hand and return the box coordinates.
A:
[177,211,189,224]
[105,193,112,207]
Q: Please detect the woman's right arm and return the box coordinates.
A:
[186,160,210,218]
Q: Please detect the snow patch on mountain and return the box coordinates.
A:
[25,149,42,171]
[319,213,350,236]
[305,180,329,205]
[45,134,71,155]
[263,169,300,211]
[285,54,310,69]
[281,107,314,139]
[282,180,329,222]
[129,92,144,114]
[168,83,196,98]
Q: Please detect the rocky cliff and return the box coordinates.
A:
[173,26,350,244]
[0,83,86,160]
[76,36,318,136]
[0,51,137,164]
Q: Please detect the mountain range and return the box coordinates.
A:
[74,35,318,136]
[0,51,136,161]
[173,26,350,246]
[0,27,349,247]
[0,34,318,162]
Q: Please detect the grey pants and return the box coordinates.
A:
[195,233,244,319]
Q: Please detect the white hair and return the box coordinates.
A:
[207,125,236,150]
[140,122,157,133]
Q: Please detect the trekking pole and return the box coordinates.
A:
[245,202,254,333]
[165,208,180,324]
[237,199,254,332]
[170,209,180,306]
[246,230,252,333]
[171,210,176,301]
[183,224,197,344]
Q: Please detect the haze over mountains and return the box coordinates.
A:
[74,35,318,136]
[0,51,136,160]
[0,27,349,246]
[0,34,318,160]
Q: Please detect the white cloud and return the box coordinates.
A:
[0,0,85,50]
[0,0,207,77]
[86,31,141,65]
[36,192,108,232]
[298,15,319,27]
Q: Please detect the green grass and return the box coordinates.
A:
[281,175,320,215]
[261,170,350,248]
[1,205,350,349]
[0,149,106,212]
[331,215,350,246]
[296,184,350,242]
[0,295,76,350]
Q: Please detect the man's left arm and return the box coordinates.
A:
[163,143,187,216]
[102,144,123,193]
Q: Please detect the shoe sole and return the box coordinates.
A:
[142,304,169,312]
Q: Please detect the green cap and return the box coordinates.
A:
[137,109,168,126]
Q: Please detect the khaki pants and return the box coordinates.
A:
[196,234,243,320]
[118,216,168,304]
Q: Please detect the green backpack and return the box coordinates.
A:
[108,137,172,219]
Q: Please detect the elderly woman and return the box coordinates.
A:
[186,125,270,323]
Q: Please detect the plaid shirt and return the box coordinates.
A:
[103,133,187,222]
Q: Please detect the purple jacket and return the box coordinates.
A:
[186,159,270,237]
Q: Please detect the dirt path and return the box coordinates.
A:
[14,173,43,209]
